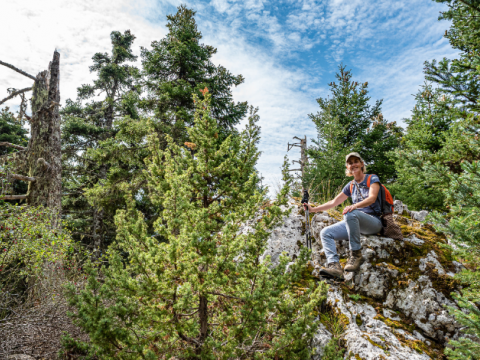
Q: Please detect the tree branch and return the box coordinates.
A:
[0,60,36,81]
[0,195,27,200]
[0,142,27,151]
[0,87,32,106]
[0,172,36,182]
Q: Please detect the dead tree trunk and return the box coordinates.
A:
[27,51,62,213]
[0,51,62,225]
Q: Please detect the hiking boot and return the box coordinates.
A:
[344,249,365,272]
[319,262,344,279]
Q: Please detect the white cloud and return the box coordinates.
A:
[0,0,168,111]
[0,0,459,196]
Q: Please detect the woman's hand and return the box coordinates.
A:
[342,204,357,214]
[303,203,314,213]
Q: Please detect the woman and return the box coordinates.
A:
[305,152,383,279]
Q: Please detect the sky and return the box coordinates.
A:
[0,0,458,192]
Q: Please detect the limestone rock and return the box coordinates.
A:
[411,210,429,222]
[311,323,333,359]
[263,199,468,359]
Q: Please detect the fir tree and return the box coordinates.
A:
[61,30,139,255]
[66,91,327,359]
[305,65,401,198]
[140,5,247,144]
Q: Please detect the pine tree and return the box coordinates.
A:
[61,30,139,254]
[305,65,401,199]
[389,83,455,210]
[66,91,327,359]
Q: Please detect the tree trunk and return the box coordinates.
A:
[26,51,62,219]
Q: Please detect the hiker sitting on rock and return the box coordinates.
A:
[305,152,383,279]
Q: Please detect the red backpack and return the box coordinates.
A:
[349,174,394,215]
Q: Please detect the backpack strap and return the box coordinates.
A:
[366,174,373,188]
[350,181,353,194]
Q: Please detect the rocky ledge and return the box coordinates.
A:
[264,199,467,360]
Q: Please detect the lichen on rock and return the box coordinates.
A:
[263,199,470,359]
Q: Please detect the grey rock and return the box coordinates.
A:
[419,251,446,275]
[7,356,36,360]
[262,199,466,358]
[311,323,333,359]
[405,234,425,246]
[411,210,429,222]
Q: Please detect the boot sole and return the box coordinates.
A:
[318,269,344,280]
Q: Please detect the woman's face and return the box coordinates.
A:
[346,157,364,175]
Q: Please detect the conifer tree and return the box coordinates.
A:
[414,1,480,357]
[429,161,480,359]
[61,30,139,254]
[66,91,327,359]
[140,5,247,144]
[305,65,401,198]
[80,6,250,245]
[389,83,455,210]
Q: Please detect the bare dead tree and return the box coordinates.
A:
[0,51,62,222]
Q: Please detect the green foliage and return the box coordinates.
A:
[348,293,362,302]
[0,107,29,200]
[389,83,455,210]
[140,5,247,143]
[444,295,480,359]
[66,92,327,359]
[61,30,140,249]
[306,65,401,198]
[59,333,98,360]
[0,107,28,156]
[319,311,347,359]
[321,338,345,360]
[0,204,75,316]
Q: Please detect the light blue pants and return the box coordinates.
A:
[320,210,383,264]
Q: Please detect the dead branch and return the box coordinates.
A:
[0,87,32,106]
[0,142,27,151]
[0,172,36,182]
[0,60,36,81]
[0,194,27,200]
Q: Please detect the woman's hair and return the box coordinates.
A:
[345,158,366,176]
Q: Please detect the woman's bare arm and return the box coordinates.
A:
[307,192,348,213]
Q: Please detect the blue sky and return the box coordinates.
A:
[0,0,457,192]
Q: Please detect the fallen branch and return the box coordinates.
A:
[0,142,27,151]
[0,172,36,182]
[0,194,27,200]
[0,87,32,106]
[0,60,36,81]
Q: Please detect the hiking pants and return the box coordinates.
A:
[320,210,382,264]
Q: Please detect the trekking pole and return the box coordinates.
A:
[301,189,312,252]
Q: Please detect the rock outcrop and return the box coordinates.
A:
[264,199,466,359]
